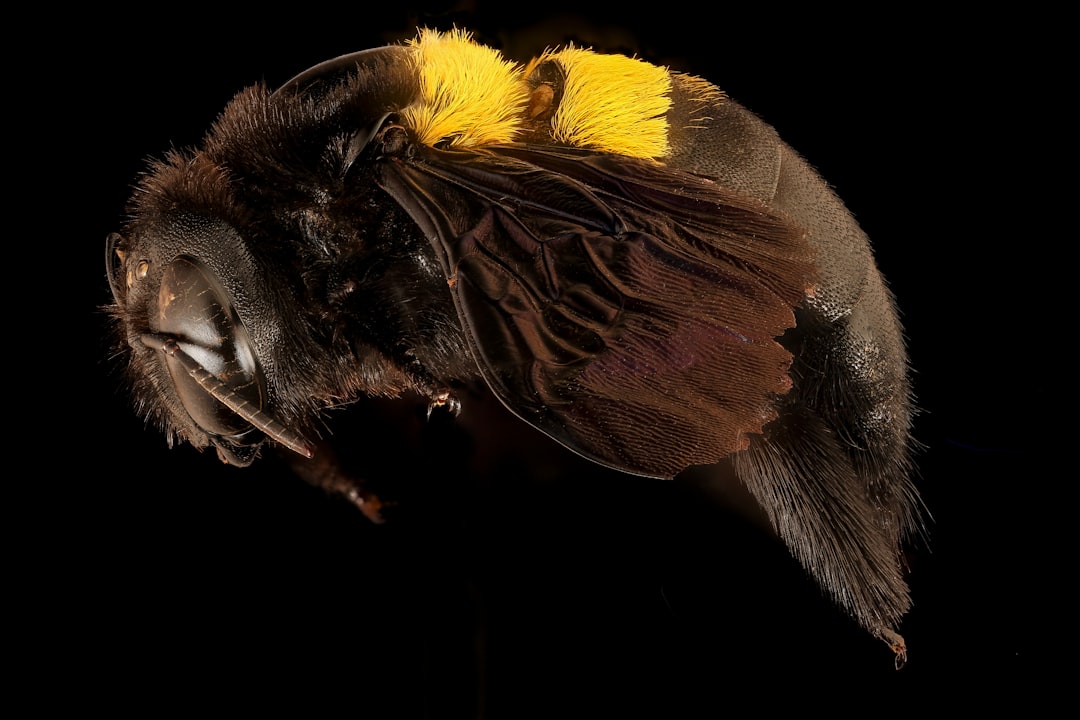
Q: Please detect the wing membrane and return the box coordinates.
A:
[380,144,815,478]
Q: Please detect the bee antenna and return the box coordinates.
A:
[140,333,315,459]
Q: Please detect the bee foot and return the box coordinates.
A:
[878,628,908,670]
[345,488,393,525]
[427,390,461,418]
[284,443,392,524]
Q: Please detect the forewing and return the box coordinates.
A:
[379,145,815,478]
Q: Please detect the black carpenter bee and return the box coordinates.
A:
[105,29,922,664]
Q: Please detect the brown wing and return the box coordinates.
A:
[378,143,815,478]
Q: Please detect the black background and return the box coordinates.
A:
[36,1,1048,714]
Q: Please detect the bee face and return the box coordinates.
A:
[106,28,921,663]
[108,212,297,464]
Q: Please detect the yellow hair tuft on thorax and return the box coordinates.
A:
[403,28,529,148]
[540,47,672,158]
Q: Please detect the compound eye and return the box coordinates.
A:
[154,255,265,439]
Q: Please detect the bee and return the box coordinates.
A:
[105,28,922,665]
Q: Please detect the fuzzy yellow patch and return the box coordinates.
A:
[539,47,672,158]
[402,28,529,148]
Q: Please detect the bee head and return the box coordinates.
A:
[106,171,316,466]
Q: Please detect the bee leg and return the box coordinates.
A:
[732,403,912,654]
[282,442,390,524]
